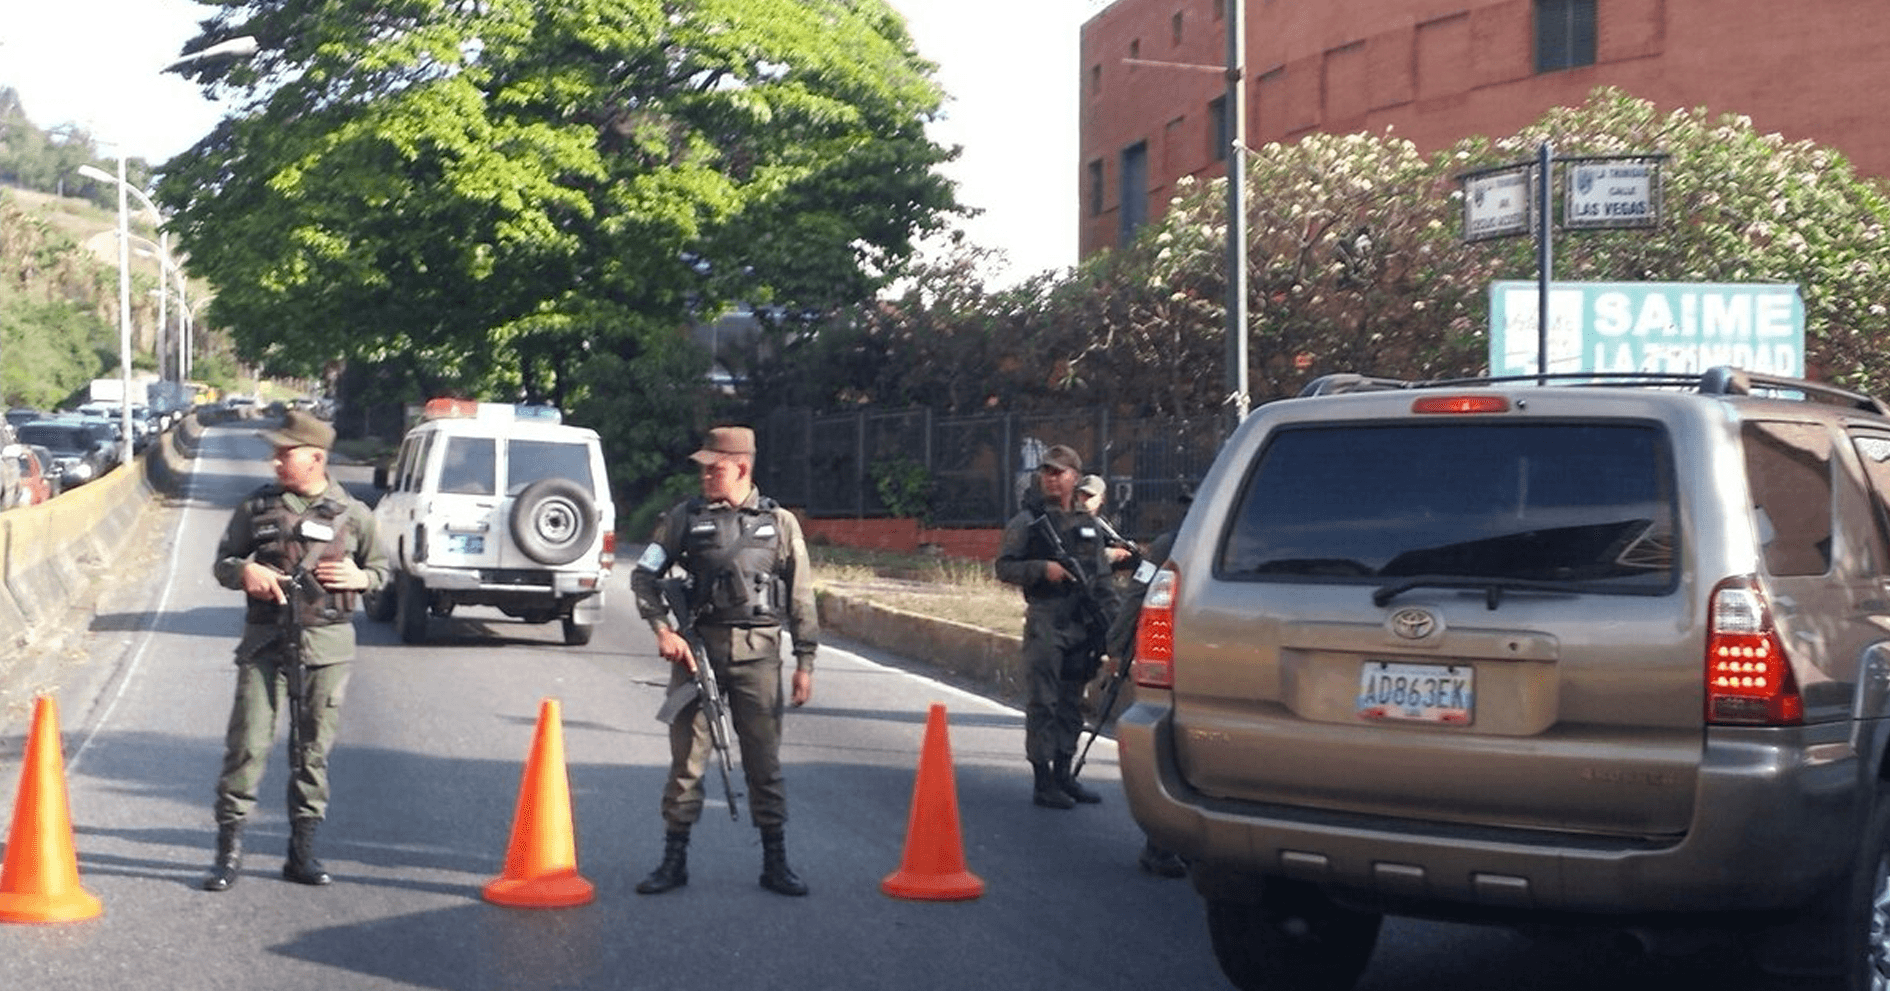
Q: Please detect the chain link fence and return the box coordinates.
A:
[756,406,1229,539]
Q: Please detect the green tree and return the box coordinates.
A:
[157,0,960,450]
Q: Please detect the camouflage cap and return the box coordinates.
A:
[262,409,335,451]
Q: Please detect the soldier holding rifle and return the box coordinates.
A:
[203,410,387,892]
[630,426,820,897]
[995,446,1132,810]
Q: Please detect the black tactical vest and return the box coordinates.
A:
[680,495,787,627]
[243,487,357,628]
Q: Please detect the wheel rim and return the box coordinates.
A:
[1871,852,1890,991]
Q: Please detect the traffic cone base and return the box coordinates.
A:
[0,696,102,923]
[482,698,594,908]
[881,703,984,902]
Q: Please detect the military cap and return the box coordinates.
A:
[690,425,757,464]
[263,409,336,451]
[1076,473,1106,498]
[1039,444,1082,474]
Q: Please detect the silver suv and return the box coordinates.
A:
[369,399,615,645]
[1119,367,1890,990]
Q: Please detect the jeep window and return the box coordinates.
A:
[506,439,594,495]
[438,436,497,495]
[1744,420,1833,577]
[1218,422,1676,591]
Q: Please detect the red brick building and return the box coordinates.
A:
[1079,0,1890,258]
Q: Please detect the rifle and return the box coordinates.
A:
[654,577,743,821]
[277,566,326,781]
[1029,508,1116,686]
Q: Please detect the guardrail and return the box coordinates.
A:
[0,414,200,649]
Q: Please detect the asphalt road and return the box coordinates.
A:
[0,422,1801,991]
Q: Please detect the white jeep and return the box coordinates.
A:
[368,399,615,644]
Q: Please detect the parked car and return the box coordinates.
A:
[367,398,615,645]
[3,443,54,506]
[17,421,114,490]
[1119,367,1890,991]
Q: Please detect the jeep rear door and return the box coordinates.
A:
[1172,413,1703,837]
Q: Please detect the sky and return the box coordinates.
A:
[0,0,1103,286]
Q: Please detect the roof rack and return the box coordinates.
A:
[1301,367,1886,414]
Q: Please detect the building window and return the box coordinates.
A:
[1129,38,1141,61]
[1212,0,1224,21]
[1535,0,1596,72]
[1172,11,1184,45]
[1088,160,1105,217]
[1207,95,1228,161]
[1090,63,1101,95]
[1119,141,1149,245]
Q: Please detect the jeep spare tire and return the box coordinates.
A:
[511,477,597,565]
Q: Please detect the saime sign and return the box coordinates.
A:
[1490,281,1805,377]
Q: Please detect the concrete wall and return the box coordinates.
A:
[0,416,198,653]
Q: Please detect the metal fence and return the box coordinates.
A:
[755,406,1230,540]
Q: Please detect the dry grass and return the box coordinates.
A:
[809,545,1024,635]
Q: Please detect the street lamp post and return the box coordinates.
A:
[76,35,256,464]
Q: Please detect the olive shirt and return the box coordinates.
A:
[211,481,388,666]
[629,488,820,670]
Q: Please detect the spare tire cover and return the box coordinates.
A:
[510,477,598,566]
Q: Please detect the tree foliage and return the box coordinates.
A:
[766,88,1890,414]
[158,1,959,382]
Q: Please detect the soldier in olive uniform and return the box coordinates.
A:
[996,445,1131,809]
[629,425,820,896]
[203,410,388,892]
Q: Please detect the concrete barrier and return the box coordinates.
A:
[815,589,1027,707]
[0,415,198,651]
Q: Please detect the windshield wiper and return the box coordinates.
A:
[1371,575,1578,610]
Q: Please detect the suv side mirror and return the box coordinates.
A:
[373,463,390,490]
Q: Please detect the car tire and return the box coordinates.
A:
[395,571,429,644]
[510,478,597,566]
[1206,880,1382,991]
[562,616,593,646]
[1764,784,1890,989]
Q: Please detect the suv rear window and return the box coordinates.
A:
[1218,422,1677,591]
[507,439,594,495]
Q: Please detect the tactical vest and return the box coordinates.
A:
[1023,507,1109,607]
[680,495,787,628]
[243,487,357,628]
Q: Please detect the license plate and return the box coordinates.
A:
[448,534,485,554]
[1357,661,1474,725]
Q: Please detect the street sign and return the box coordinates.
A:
[1564,159,1661,229]
[1489,281,1805,377]
[1460,166,1533,242]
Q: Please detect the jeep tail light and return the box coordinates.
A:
[600,530,616,572]
[1132,566,1178,689]
[1705,576,1803,725]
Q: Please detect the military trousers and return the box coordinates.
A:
[214,649,351,826]
[1021,604,1089,765]
[660,625,790,830]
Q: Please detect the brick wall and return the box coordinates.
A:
[794,513,1004,561]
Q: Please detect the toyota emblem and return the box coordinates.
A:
[1389,607,1439,640]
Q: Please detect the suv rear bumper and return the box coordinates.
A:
[1119,698,1870,916]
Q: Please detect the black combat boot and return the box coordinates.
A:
[202,821,243,892]
[635,831,690,895]
[1055,757,1102,805]
[1032,761,1075,809]
[282,817,332,886]
[758,828,808,897]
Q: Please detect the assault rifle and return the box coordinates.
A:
[277,566,327,780]
[1030,511,1114,675]
[655,577,743,820]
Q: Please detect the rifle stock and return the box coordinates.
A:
[658,578,743,821]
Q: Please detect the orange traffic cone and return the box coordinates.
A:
[0,695,102,923]
[482,698,594,908]
[881,703,984,901]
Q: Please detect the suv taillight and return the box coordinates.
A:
[600,530,616,572]
[1132,567,1178,689]
[1705,576,1803,725]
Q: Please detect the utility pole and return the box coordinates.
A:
[1225,0,1250,421]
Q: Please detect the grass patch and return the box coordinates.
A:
[810,545,1023,635]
